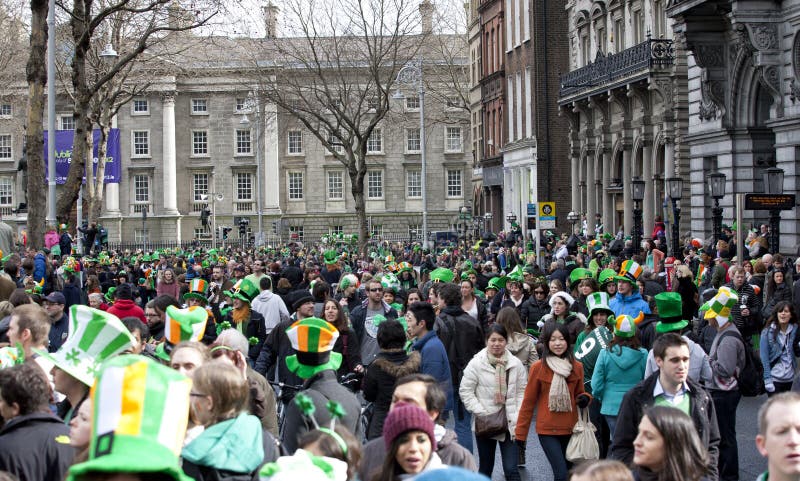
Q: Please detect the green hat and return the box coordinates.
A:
[615,260,643,284]
[66,355,193,481]
[323,250,339,265]
[654,292,689,333]
[700,286,738,326]
[486,276,507,291]
[569,268,593,285]
[381,273,400,293]
[586,292,614,318]
[182,278,209,304]
[230,278,260,304]
[155,305,209,362]
[507,265,524,283]
[598,268,617,287]
[284,318,342,379]
[429,267,455,283]
[34,306,135,386]
[613,313,643,338]
[339,274,360,290]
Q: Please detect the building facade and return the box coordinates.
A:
[668,0,800,252]
[559,0,687,241]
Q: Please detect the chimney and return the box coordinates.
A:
[419,0,433,35]
[262,2,279,39]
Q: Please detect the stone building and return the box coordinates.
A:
[0,19,471,246]
[668,0,799,252]
[559,0,686,241]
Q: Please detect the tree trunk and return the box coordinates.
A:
[25,0,48,251]
[88,123,109,223]
[348,158,368,257]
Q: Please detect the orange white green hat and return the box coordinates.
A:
[613,312,643,338]
[155,305,208,361]
[285,317,342,379]
[183,278,209,304]
[615,260,643,284]
[66,355,193,481]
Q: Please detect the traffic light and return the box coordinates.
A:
[222,226,232,239]
[200,207,210,227]
[238,218,250,237]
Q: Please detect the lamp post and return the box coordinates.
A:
[201,192,224,250]
[631,178,645,254]
[393,59,427,247]
[141,208,147,252]
[764,167,785,254]
[484,212,493,234]
[506,213,517,245]
[567,211,579,235]
[459,206,470,251]
[707,172,726,251]
[667,177,684,257]
[239,95,263,245]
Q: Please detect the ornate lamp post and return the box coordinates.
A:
[459,206,470,250]
[567,211,579,234]
[667,177,684,257]
[484,212,493,234]
[707,172,726,250]
[764,167,785,254]
[631,178,645,253]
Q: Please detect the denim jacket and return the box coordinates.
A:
[759,323,798,383]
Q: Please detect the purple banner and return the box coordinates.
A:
[44,129,121,184]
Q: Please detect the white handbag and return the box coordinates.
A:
[566,406,599,463]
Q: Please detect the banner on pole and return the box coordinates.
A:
[44,129,122,184]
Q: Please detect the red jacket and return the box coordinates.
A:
[106,299,146,324]
[515,359,587,439]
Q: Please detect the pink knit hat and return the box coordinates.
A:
[382,403,437,451]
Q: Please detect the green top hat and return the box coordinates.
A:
[285,317,342,380]
[34,306,135,386]
[586,292,614,318]
[66,355,193,481]
[429,267,455,284]
[323,250,339,265]
[230,278,260,304]
[655,292,689,333]
[486,276,507,291]
[569,267,594,286]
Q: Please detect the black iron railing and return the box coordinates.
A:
[559,37,674,98]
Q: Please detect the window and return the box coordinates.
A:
[132,131,150,157]
[370,224,383,237]
[330,225,344,235]
[327,171,344,200]
[193,228,207,239]
[134,229,148,243]
[289,225,304,241]
[405,96,420,111]
[0,135,11,160]
[235,98,248,112]
[235,172,254,212]
[288,130,303,154]
[59,115,75,131]
[447,169,462,198]
[132,175,150,212]
[0,178,12,208]
[367,170,383,199]
[132,99,149,114]
[327,131,344,154]
[367,129,382,154]
[191,98,208,114]
[406,170,421,198]
[408,224,421,240]
[445,127,463,153]
[406,128,421,153]
[288,172,304,200]
[0,104,11,117]
[192,131,208,156]
[192,173,209,202]
[236,129,252,155]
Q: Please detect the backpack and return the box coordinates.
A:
[717,329,765,397]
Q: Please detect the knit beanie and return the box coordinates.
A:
[382,403,436,452]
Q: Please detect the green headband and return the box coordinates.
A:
[317,428,348,455]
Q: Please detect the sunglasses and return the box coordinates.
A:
[368,288,383,293]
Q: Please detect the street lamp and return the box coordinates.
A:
[239,96,264,245]
[567,211,579,235]
[667,177,684,257]
[631,178,646,254]
[506,213,517,245]
[459,206,470,251]
[764,167,785,254]
[200,192,224,250]
[484,212,493,233]
[707,172,725,250]
[393,59,427,247]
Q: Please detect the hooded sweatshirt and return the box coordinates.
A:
[591,345,648,416]
[251,290,290,334]
[609,291,651,318]
[506,332,538,371]
[182,413,264,476]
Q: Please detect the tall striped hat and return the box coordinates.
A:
[284,317,342,379]
[701,286,739,325]
[615,260,643,284]
[35,305,135,386]
[155,305,208,362]
[183,278,208,303]
[66,355,193,481]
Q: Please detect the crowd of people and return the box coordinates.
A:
[0,222,796,481]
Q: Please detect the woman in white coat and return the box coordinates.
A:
[459,324,527,481]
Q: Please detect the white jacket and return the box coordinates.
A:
[459,347,528,440]
[251,290,290,333]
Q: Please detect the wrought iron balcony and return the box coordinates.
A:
[559,37,674,102]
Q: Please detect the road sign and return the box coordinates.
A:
[744,193,796,211]
[539,201,556,229]
[527,203,537,217]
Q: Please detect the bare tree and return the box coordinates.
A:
[251,0,424,254]
[25,0,48,250]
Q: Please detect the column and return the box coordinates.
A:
[571,152,580,211]
[642,141,654,240]
[601,150,612,232]
[586,152,597,236]
[162,93,178,215]
[263,102,281,213]
[623,145,632,236]
[105,114,121,216]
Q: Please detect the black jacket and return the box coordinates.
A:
[0,412,74,481]
[520,296,550,330]
[254,318,304,388]
[363,350,421,439]
[434,305,484,392]
[281,370,361,454]
[610,372,720,480]
[332,326,362,377]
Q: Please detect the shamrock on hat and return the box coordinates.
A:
[35,306,135,386]
[66,355,193,481]
[183,278,209,304]
[429,267,455,284]
[227,278,260,304]
[597,268,617,287]
[655,292,689,334]
[155,305,209,361]
[700,286,738,326]
[259,449,348,481]
[381,273,400,293]
[613,312,643,338]
[285,317,342,379]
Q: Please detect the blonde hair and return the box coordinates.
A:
[570,460,634,481]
